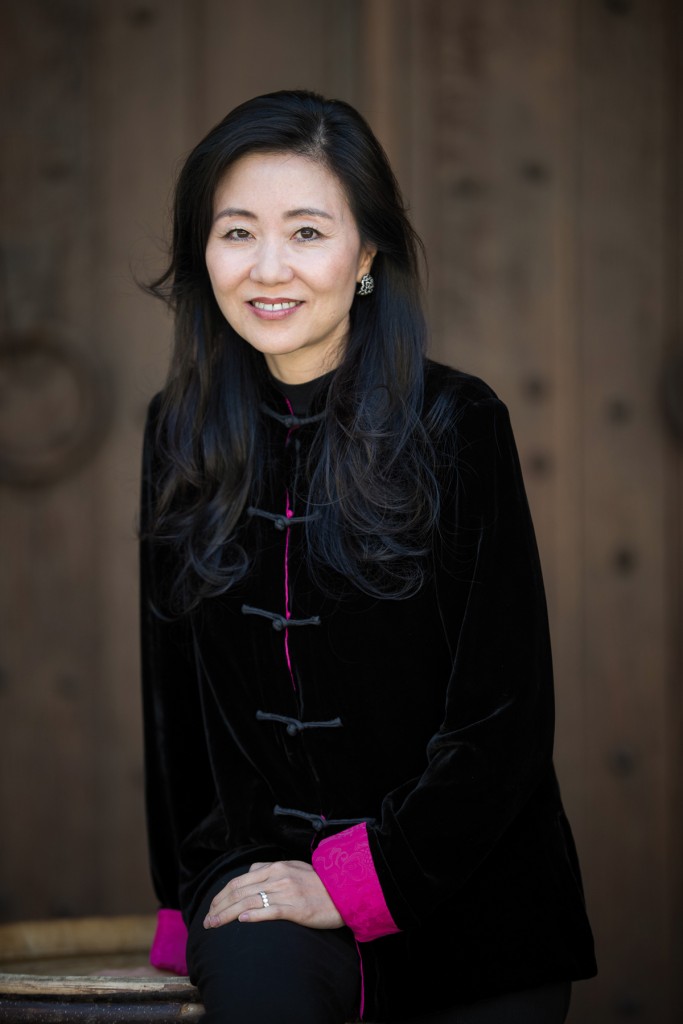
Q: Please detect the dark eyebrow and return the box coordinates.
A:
[284,207,333,220]
[214,207,255,222]
[213,206,334,224]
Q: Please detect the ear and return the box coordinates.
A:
[357,244,377,282]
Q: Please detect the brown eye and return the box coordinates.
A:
[296,227,320,241]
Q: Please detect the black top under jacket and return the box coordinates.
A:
[140,360,597,1021]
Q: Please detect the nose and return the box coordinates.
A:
[250,239,294,285]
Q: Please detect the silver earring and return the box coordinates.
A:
[356,273,374,296]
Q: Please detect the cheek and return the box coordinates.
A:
[319,254,360,301]
[204,252,221,294]
[206,257,241,301]
[323,284,357,330]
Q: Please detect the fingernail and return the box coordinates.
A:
[238,912,249,922]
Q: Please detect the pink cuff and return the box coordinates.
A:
[149,908,188,975]
[312,822,400,942]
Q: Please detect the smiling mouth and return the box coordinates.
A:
[250,300,302,312]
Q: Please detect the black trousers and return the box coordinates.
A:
[187,872,571,1024]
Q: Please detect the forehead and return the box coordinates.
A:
[213,151,350,216]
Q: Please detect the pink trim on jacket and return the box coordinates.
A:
[283,399,297,691]
[312,822,401,942]
[149,908,188,975]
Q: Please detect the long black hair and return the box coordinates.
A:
[147,89,445,611]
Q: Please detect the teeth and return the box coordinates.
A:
[253,301,299,311]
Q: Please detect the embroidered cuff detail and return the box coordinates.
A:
[150,908,188,975]
[312,822,400,942]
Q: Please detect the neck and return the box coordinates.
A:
[264,345,343,385]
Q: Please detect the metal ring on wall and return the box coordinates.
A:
[0,331,113,487]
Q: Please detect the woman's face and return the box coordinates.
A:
[205,151,376,383]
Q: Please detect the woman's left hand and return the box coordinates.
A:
[203,860,344,930]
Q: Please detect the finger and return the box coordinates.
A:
[206,882,259,919]
[205,888,284,928]
[238,888,286,923]
[248,862,271,872]
[205,868,283,922]
[206,867,272,915]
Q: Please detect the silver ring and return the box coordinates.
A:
[258,890,270,909]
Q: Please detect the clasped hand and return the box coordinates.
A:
[203,860,343,930]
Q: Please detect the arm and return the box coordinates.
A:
[313,396,555,939]
[140,398,216,972]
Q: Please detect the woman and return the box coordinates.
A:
[140,90,596,1023]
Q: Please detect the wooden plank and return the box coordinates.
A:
[663,0,683,1015]
[354,0,415,187]
[87,0,199,914]
[574,0,672,1019]
[200,0,362,131]
[406,0,578,614]
[0,0,102,922]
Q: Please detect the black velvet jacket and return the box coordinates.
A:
[140,361,596,1021]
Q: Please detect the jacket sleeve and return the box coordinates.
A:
[313,395,556,940]
[140,398,216,973]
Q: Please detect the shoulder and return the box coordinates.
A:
[423,363,528,524]
[424,359,505,413]
[423,359,511,443]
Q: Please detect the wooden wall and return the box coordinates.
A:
[0,1,680,1021]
